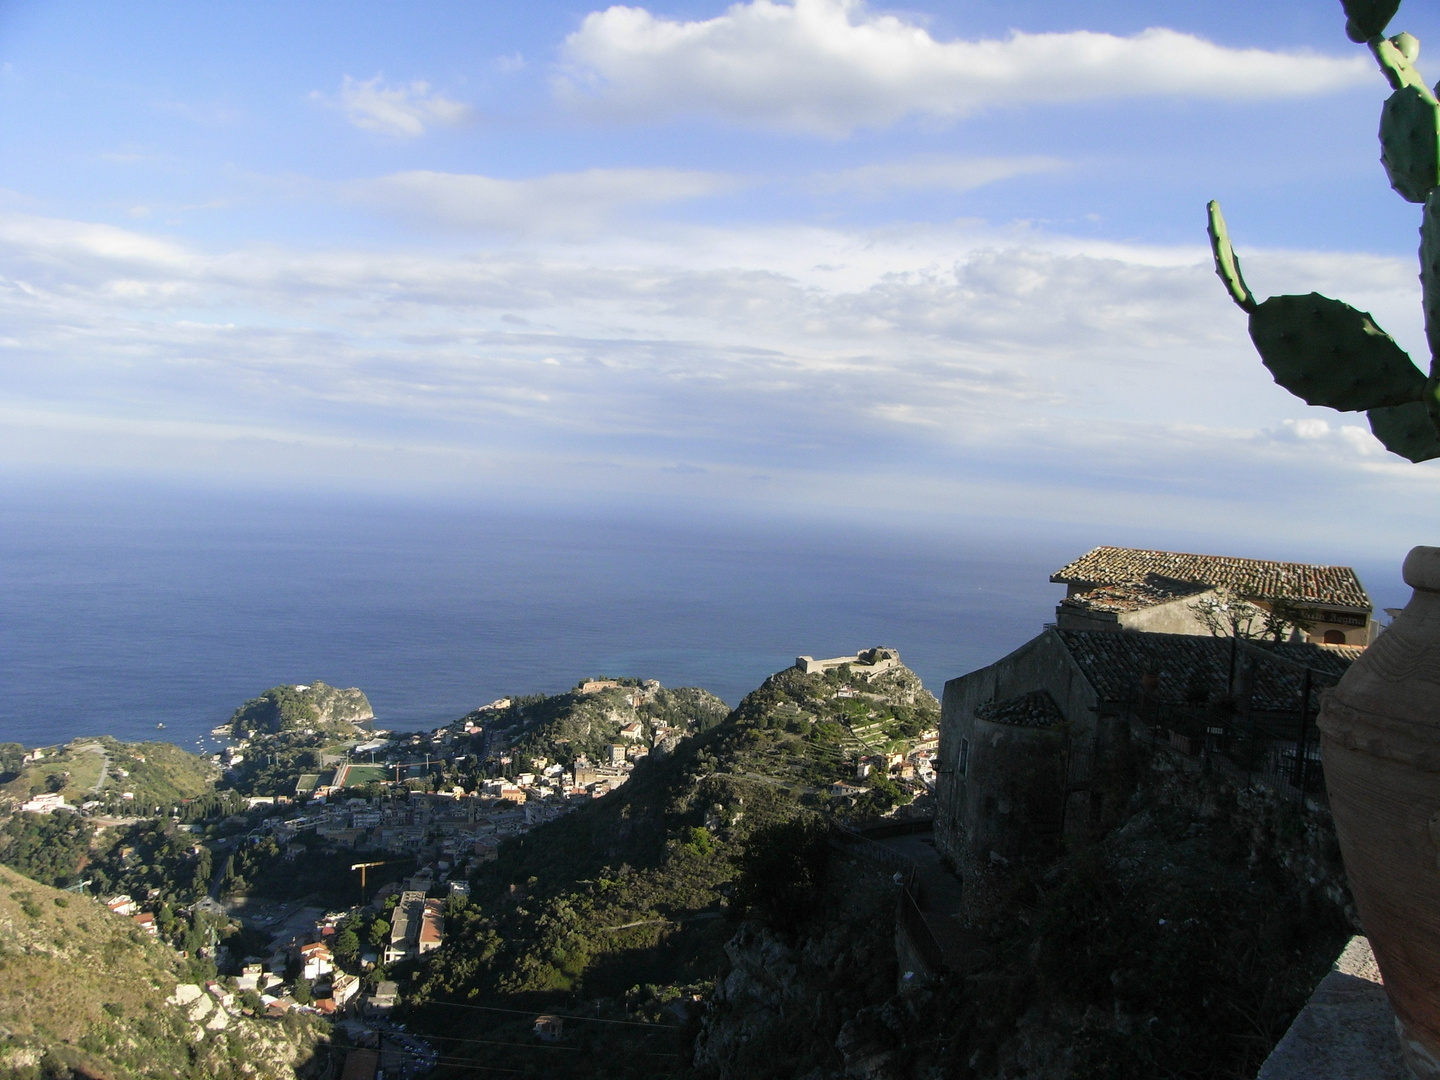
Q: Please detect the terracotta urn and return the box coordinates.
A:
[1319,546,1440,1078]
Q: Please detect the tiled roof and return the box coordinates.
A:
[976,690,1063,728]
[1056,629,1357,711]
[1052,546,1371,611]
[1059,580,1209,614]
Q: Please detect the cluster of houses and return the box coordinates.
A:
[104,892,160,937]
[382,889,445,965]
[266,765,633,869]
[18,791,69,814]
[829,738,940,800]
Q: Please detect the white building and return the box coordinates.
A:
[20,792,67,814]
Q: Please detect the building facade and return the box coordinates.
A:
[934,628,1359,913]
[1050,547,1375,645]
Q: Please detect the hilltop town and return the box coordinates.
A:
[0,546,1381,1079]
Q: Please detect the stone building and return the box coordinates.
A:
[794,647,901,678]
[1051,546,1375,645]
[934,628,1359,911]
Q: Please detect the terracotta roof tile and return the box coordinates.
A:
[1059,580,1209,614]
[1052,547,1371,612]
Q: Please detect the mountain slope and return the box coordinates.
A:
[403,653,938,1077]
[482,681,731,774]
[0,864,328,1080]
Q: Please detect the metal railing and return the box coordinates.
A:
[1134,640,1342,805]
[897,882,947,976]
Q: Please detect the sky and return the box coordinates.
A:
[4,0,1440,561]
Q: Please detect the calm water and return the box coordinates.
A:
[0,484,1080,752]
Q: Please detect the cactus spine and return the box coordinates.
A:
[1210,0,1440,463]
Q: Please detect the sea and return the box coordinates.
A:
[0,481,1410,755]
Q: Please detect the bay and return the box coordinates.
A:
[0,483,1072,752]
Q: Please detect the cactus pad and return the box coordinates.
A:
[1206,201,1256,312]
[1248,293,1425,411]
[1368,401,1440,461]
[1380,86,1440,202]
[1344,0,1402,42]
[1421,192,1440,360]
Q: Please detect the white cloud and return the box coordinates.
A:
[321,75,471,137]
[807,154,1065,196]
[3,208,1439,542]
[558,0,1371,133]
[1288,417,1331,439]
[355,167,742,232]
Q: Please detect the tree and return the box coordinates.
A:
[1262,599,1319,643]
[731,816,831,936]
[368,918,391,947]
[292,977,312,1005]
[334,928,360,966]
[1189,588,1265,639]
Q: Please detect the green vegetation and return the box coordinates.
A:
[0,813,94,889]
[229,686,321,738]
[0,744,26,781]
[228,682,372,738]
[0,864,329,1080]
[88,821,213,905]
[0,737,219,814]
[222,836,413,908]
[108,740,223,808]
[729,816,830,935]
[494,683,730,775]
[224,683,373,798]
[1204,5,1440,463]
[397,659,935,1077]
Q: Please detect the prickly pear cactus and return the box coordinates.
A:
[1209,0,1440,464]
[1380,85,1440,202]
[1248,293,1425,410]
[1369,401,1440,461]
[1344,0,1402,43]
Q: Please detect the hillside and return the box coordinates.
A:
[488,681,732,772]
[392,652,1351,1080]
[226,681,372,738]
[0,864,328,1080]
[0,737,219,816]
[402,653,939,1076]
[693,759,1352,1080]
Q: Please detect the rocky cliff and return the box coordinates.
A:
[689,745,1355,1080]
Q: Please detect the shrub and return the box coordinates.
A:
[731,817,830,935]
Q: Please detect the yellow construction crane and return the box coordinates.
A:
[350,861,388,904]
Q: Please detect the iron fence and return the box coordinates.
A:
[1135,640,1342,805]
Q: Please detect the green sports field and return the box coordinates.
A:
[336,763,390,787]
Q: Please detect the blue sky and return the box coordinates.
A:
[4,0,1440,559]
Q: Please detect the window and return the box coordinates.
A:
[1323,630,1347,645]
[958,737,970,777]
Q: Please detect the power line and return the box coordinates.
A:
[425,1032,680,1058]
[420,999,678,1029]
